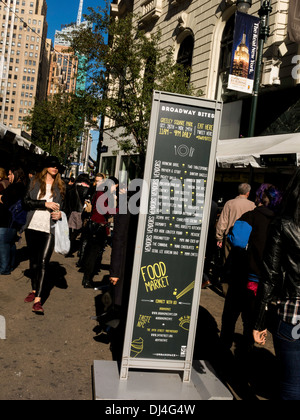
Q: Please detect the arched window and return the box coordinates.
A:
[177,35,194,84]
[143,55,156,96]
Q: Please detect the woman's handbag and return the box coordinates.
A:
[54,212,71,255]
[83,199,92,214]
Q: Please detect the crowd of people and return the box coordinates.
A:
[0,157,124,311]
[1,154,300,400]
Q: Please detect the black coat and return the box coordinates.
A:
[0,182,27,228]
[254,216,300,330]
[65,183,89,218]
[110,212,139,308]
[240,206,275,278]
[23,179,66,236]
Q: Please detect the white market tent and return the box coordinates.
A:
[0,122,46,155]
[217,133,300,168]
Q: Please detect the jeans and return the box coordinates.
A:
[0,227,17,274]
[273,319,300,400]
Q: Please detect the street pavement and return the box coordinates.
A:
[0,236,277,400]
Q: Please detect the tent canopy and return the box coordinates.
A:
[217,133,300,168]
[0,122,46,156]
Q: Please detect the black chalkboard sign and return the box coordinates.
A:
[121,92,222,379]
[261,153,297,167]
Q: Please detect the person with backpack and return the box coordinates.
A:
[216,183,255,262]
[0,167,27,275]
[220,183,282,353]
[22,156,66,314]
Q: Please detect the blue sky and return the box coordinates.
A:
[46,0,104,43]
[46,0,105,159]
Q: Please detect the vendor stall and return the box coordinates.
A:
[0,123,47,172]
[215,133,300,203]
[217,133,300,168]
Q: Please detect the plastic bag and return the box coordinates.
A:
[54,212,70,255]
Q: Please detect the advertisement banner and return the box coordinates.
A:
[288,0,300,43]
[228,11,260,94]
[120,92,222,379]
[129,103,214,361]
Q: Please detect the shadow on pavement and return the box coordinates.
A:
[91,297,279,400]
[23,261,68,305]
[193,306,278,400]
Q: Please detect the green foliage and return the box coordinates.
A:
[70,1,202,169]
[24,91,100,164]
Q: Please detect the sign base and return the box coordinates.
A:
[93,360,232,400]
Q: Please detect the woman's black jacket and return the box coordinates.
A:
[23,179,65,236]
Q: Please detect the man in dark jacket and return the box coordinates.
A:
[65,174,90,258]
[0,168,27,274]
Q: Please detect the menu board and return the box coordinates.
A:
[121,92,222,375]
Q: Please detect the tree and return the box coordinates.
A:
[69,2,202,174]
[24,91,100,164]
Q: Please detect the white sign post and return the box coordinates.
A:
[93,91,232,401]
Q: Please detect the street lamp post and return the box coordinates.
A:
[236,0,252,13]
[248,0,272,137]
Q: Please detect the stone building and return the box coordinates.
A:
[0,0,50,133]
[99,0,299,188]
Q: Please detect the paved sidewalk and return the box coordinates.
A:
[0,236,113,400]
[0,236,277,400]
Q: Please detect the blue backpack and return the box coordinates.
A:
[9,199,27,230]
[227,220,252,249]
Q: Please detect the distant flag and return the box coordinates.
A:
[88,155,96,169]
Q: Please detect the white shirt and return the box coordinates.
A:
[28,184,53,234]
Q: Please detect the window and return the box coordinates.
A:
[101,157,116,178]
[177,35,194,85]
[120,155,141,183]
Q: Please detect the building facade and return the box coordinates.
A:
[49,20,89,96]
[100,0,299,183]
[47,43,78,96]
[48,19,92,176]
[0,0,49,133]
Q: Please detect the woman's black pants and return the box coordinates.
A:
[25,229,55,298]
[81,221,107,284]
